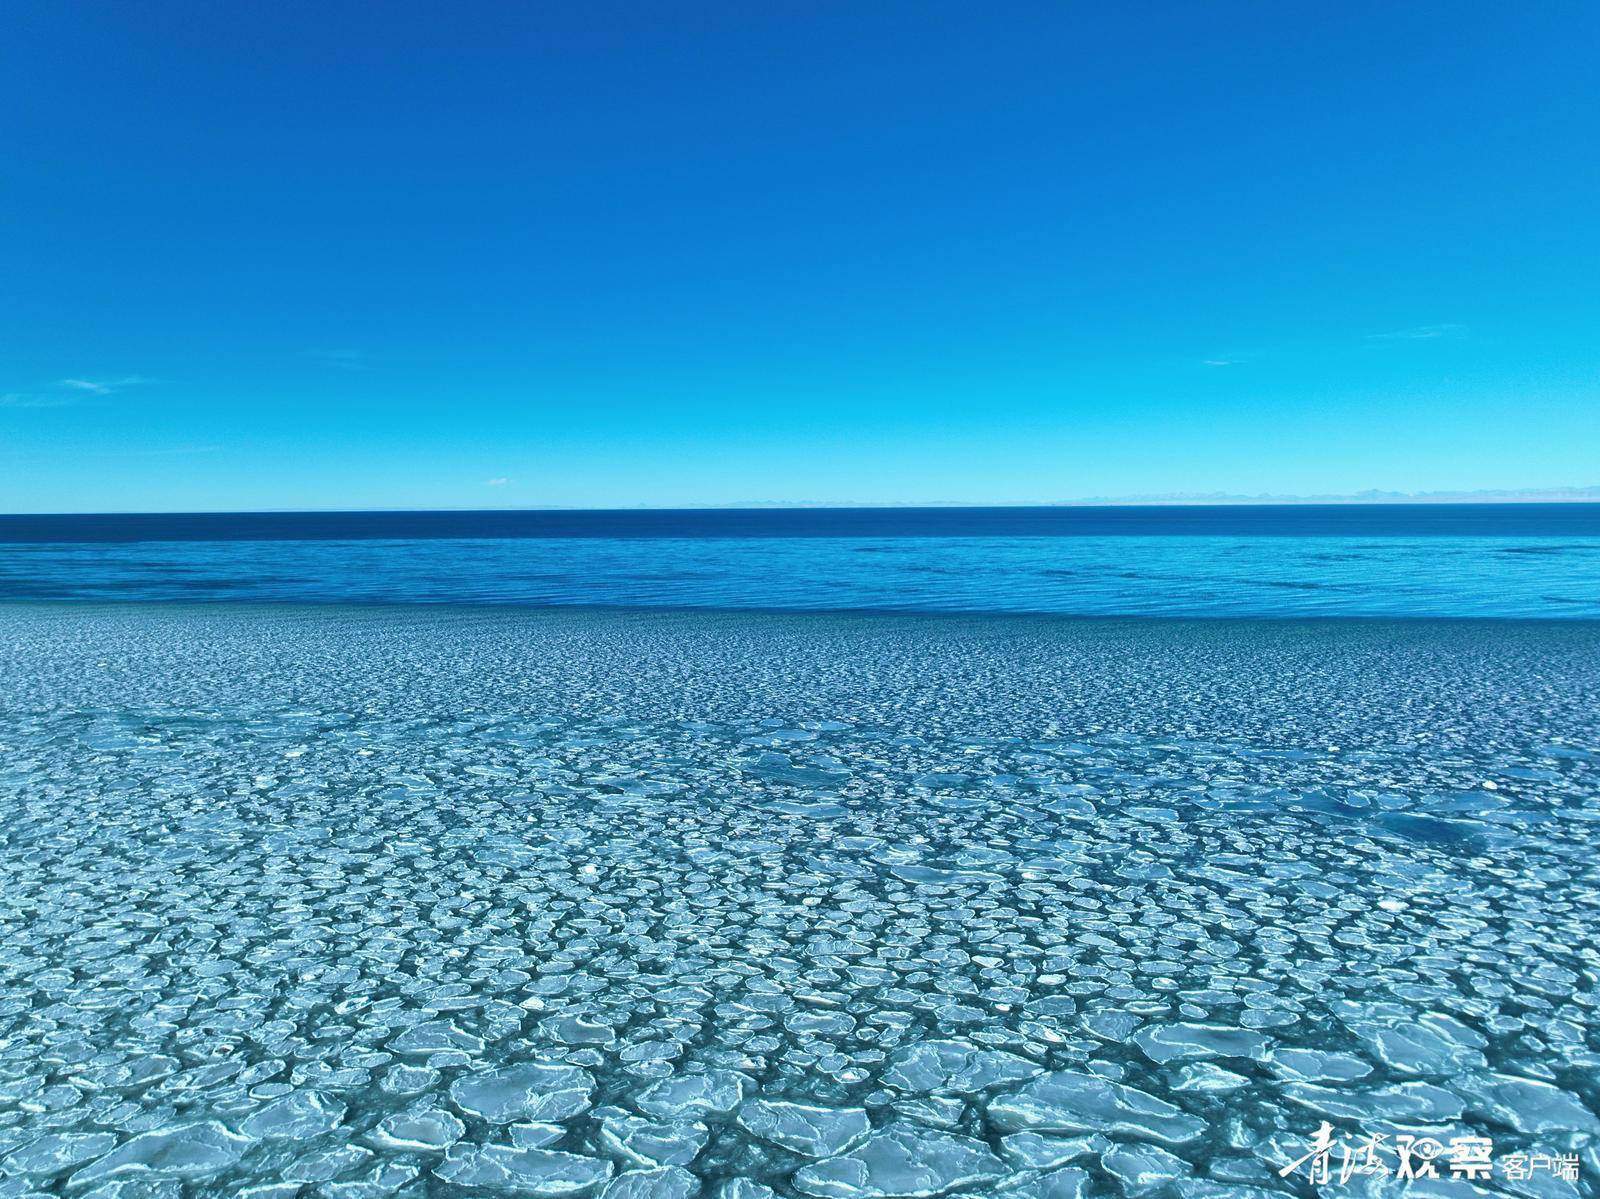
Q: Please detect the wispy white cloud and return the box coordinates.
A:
[58,375,150,395]
[0,392,77,408]
[1202,359,1240,367]
[1366,323,1466,342]
[3,375,151,408]
[484,477,514,487]
[306,348,368,370]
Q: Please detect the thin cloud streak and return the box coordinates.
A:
[1365,323,1466,342]
[305,349,368,371]
[1,392,79,408]
[3,375,152,408]
[58,376,151,395]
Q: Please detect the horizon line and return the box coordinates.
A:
[6,492,1600,518]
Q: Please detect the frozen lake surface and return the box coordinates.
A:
[1,605,1597,1196]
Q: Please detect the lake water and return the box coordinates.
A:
[4,508,1599,1192]
[1,504,1597,617]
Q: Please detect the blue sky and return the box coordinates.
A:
[3,1,1597,511]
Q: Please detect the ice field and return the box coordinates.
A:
[1,604,1597,1197]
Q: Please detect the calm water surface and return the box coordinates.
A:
[1,505,1597,617]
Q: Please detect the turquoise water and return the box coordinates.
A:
[1,605,1597,1195]
[2,531,1597,617]
[3,507,1598,1193]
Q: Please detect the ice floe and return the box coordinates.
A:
[0,607,1596,1197]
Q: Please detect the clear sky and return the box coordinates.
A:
[3,2,1598,512]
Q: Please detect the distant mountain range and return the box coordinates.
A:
[1056,486,1600,506]
[716,486,1600,508]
